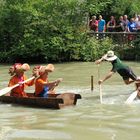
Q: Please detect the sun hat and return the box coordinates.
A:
[14,63,30,72]
[9,63,30,76]
[38,64,55,75]
[103,50,117,61]
[21,63,30,71]
[45,64,54,72]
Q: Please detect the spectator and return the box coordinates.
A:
[134,14,138,22]
[136,15,140,32]
[115,16,125,32]
[98,15,106,32]
[107,16,116,32]
[127,18,137,32]
[127,18,137,42]
[123,15,129,31]
[89,16,98,32]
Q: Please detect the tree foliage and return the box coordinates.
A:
[0,0,139,63]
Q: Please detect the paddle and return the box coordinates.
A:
[125,90,137,104]
[49,78,63,91]
[0,76,35,96]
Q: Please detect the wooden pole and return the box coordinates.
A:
[98,64,103,104]
[91,75,94,91]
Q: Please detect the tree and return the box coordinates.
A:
[0,0,139,63]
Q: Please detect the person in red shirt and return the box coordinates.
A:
[89,16,98,32]
[33,64,62,97]
[8,63,35,97]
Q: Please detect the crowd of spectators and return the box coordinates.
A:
[89,15,140,33]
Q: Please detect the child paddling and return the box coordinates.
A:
[33,64,62,97]
[8,63,35,97]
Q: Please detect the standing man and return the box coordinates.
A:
[123,15,129,32]
[127,18,137,32]
[98,15,106,32]
[115,16,125,32]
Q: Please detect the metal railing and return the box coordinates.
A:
[87,31,140,46]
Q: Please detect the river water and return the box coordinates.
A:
[0,62,140,140]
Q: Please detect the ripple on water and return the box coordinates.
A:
[0,126,12,140]
[47,122,65,127]
[5,129,71,140]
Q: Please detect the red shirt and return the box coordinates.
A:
[8,75,34,97]
[89,20,98,31]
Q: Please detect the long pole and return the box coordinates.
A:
[98,64,103,104]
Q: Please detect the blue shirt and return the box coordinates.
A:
[128,22,137,32]
[98,19,106,32]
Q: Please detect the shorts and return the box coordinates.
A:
[117,68,137,81]
[34,86,49,98]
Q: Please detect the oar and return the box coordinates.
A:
[125,90,137,104]
[98,64,103,104]
[49,78,63,91]
[0,76,35,96]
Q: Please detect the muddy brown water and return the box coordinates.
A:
[0,62,140,140]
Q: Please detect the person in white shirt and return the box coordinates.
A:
[136,16,140,32]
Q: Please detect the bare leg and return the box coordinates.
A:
[124,78,135,85]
